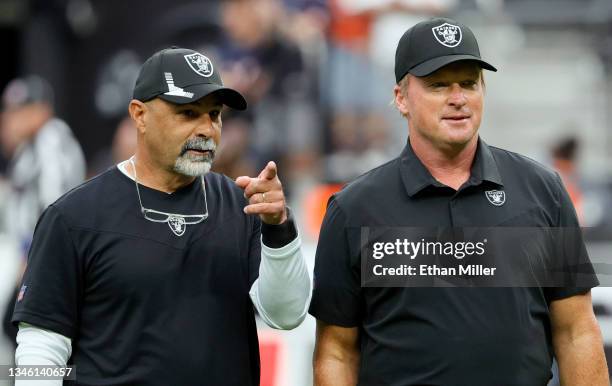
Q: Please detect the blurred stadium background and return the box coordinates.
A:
[0,0,611,385]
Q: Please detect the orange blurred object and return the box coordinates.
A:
[328,0,372,53]
[258,330,285,386]
[304,183,344,239]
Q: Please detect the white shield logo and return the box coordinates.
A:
[432,23,462,48]
[168,215,187,236]
[485,190,506,206]
[184,53,214,77]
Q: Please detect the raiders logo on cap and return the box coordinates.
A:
[432,22,462,48]
[184,53,214,77]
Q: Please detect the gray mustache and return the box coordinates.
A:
[181,138,216,155]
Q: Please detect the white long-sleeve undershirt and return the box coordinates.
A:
[15,324,72,386]
[250,233,311,329]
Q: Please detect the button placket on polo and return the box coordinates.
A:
[449,198,457,227]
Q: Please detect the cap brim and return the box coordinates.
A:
[409,55,497,77]
[159,83,247,110]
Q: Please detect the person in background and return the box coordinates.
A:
[551,136,584,224]
[1,75,85,347]
[220,0,320,193]
[87,115,138,177]
[0,75,86,256]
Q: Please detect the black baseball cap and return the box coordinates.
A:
[133,47,247,110]
[2,75,54,110]
[395,18,497,82]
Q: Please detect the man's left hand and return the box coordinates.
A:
[235,161,287,225]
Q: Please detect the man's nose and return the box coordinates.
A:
[195,115,214,138]
[448,83,467,107]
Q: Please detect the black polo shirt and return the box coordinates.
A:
[13,167,263,386]
[309,137,598,386]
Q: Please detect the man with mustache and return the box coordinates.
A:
[11,47,311,386]
[309,18,607,385]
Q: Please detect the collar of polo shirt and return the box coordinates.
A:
[399,136,503,197]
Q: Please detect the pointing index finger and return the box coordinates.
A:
[259,161,277,181]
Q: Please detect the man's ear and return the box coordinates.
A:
[393,84,410,118]
[128,100,147,134]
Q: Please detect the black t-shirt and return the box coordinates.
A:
[13,167,262,386]
[309,138,599,386]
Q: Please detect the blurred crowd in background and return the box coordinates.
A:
[0,0,611,385]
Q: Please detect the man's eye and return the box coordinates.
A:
[209,110,221,120]
[461,80,477,88]
[430,82,446,88]
[181,109,196,118]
